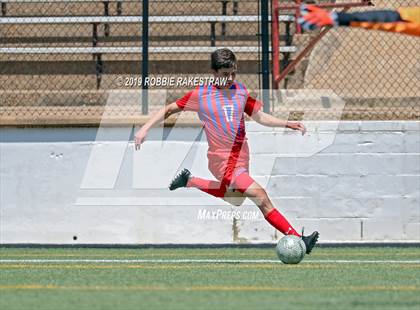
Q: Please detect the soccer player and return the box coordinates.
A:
[299,5,420,37]
[134,48,319,254]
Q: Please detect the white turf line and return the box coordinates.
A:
[0,259,419,264]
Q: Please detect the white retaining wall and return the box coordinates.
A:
[0,121,419,244]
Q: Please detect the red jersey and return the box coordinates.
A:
[176,82,262,154]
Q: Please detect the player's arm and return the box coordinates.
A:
[299,5,404,29]
[347,8,420,37]
[134,102,181,150]
[244,95,306,135]
[337,7,420,25]
[251,110,306,135]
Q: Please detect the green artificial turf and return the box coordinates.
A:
[0,247,419,310]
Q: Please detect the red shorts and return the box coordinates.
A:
[207,145,255,193]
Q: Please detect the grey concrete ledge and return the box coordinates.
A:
[246,121,420,133]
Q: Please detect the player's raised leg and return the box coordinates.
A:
[168,168,246,206]
[169,168,226,197]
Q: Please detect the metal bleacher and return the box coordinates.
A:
[0,0,297,124]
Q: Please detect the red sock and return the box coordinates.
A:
[265,209,301,236]
[187,177,226,198]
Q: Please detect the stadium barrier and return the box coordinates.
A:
[2,0,418,124]
[1,121,419,244]
[2,0,293,124]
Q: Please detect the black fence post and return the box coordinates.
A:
[142,0,149,115]
[221,0,228,36]
[260,0,270,113]
[103,1,110,36]
[1,2,6,16]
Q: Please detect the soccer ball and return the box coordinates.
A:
[276,235,306,264]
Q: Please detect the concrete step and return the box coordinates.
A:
[2,1,261,17]
[1,22,262,37]
[0,59,262,75]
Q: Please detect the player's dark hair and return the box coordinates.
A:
[211,48,237,71]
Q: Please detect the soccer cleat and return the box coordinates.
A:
[301,229,319,254]
[168,168,191,191]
